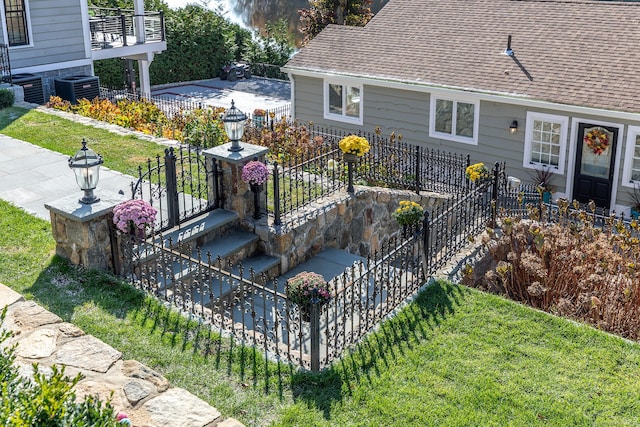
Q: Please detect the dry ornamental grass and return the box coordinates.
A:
[465,199,640,340]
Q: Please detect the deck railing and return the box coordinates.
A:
[88,7,165,50]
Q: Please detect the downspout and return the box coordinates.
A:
[288,72,295,120]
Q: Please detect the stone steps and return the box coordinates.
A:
[145,209,280,306]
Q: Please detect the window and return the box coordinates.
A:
[324,81,362,125]
[523,112,568,174]
[623,126,640,185]
[3,0,29,46]
[429,96,479,144]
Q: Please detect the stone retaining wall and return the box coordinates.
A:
[254,186,449,273]
[0,284,243,427]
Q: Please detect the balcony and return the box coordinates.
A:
[89,7,166,59]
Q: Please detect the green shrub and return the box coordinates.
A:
[0,89,15,109]
[0,307,117,426]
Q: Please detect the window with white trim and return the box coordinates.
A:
[324,81,362,124]
[3,0,29,46]
[623,126,640,185]
[429,96,479,144]
[523,112,568,174]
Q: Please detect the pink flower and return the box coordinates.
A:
[241,161,269,185]
[113,199,157,233]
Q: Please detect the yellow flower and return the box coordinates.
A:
[465,163,489,182]
[339,135,370,157]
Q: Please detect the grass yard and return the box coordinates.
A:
[3,199,640,426]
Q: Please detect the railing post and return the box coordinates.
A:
[421,210,431,278]
[273,162,281,226]
[347,161,354,193]
[119,11,128,46]
[310,291,321,372]
[415,145,421,194]
[491,161,500,227]
[165,148,180,228]
[465,154,471,191]
[212,158,222,209]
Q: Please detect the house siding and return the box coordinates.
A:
[292,73,640,211]
[3,0,87,69]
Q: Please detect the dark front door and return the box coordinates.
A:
[573,123,617,208]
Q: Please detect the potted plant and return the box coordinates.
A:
[630,183,640,219]
[465,162,489,183]
[338,135,370,162]
[253,109,266,128]
[241,160,269,192]
[530,166,556,203]
[392,200,424,236]
[285,271,332,321]
[112,199,157,238]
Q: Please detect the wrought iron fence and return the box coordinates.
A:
[0,44,11,84]
[131,145,217,231]
[267,125,474,225]
[267,143,346,225]
[116,222,428,370]
[99,87,291,139]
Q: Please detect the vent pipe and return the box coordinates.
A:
[504,35,514,56]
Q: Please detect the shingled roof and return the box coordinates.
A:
[284,0,640,114]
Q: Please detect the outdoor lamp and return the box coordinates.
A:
[68,139,103,204]
[222,100,247,152]
[510,120,518,135]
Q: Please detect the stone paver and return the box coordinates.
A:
[0,283,244,427]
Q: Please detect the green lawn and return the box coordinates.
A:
[3,198,640,426]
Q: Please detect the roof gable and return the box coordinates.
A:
[285,0,640,113]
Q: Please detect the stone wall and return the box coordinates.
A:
[254,186,449,274]
[45,192,128,272]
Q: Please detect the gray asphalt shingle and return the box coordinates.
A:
[285,0,640,113]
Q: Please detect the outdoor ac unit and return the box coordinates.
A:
[11,73,45,104]
[54,75,100,104]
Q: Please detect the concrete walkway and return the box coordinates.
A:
[0,134,135,221]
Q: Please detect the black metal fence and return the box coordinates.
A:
[267,144,346,225]
[118,162,505,370]
[0,44,11,84]
[99,87,291,133]
[131,145,217,231]
[267,126,473,225]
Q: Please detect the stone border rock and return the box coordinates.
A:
[0,283,244,427]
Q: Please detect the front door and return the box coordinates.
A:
[573,123,617,208]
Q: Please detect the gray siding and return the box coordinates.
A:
[4,0,87,69]
[292,72,640,209]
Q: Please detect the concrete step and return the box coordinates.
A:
[157,209,238,248]
[196,230,259,264]
[271,248,367,293]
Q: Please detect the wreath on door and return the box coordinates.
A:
[584,128,609,156]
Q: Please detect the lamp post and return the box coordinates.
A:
[222,100,247,152]
[68,139,103,204]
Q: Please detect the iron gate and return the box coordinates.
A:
[131,145,218,231]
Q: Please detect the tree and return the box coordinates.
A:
[298,0,373,45]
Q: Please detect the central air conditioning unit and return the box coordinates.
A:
[11,73,45,104]
[54,75,100,104]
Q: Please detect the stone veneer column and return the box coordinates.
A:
[203,142,269,221]
[45,190,127,272]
